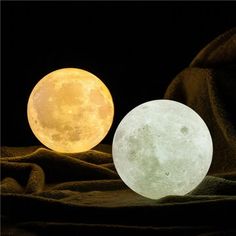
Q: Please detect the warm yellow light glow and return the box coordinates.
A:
[27,68,114,153]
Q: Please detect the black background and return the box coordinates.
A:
[2,1,236,147]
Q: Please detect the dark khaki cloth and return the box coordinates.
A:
[164,28,236,175]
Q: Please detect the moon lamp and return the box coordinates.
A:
[27,68,114,153]
[112,100,213,199]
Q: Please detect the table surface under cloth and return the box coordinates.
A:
[1,145,236,236]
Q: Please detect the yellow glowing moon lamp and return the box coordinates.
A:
[27,68,114,153]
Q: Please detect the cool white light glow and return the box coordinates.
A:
[112,100,213,199]
[27,68,114,153]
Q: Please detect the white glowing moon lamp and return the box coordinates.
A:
[112,100,213,199]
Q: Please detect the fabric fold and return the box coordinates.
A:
[164,28,236,174]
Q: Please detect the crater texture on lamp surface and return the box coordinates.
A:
[27,68,114,153]
[112,100,213,199]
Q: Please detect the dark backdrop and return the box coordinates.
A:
[2,1,236,147]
